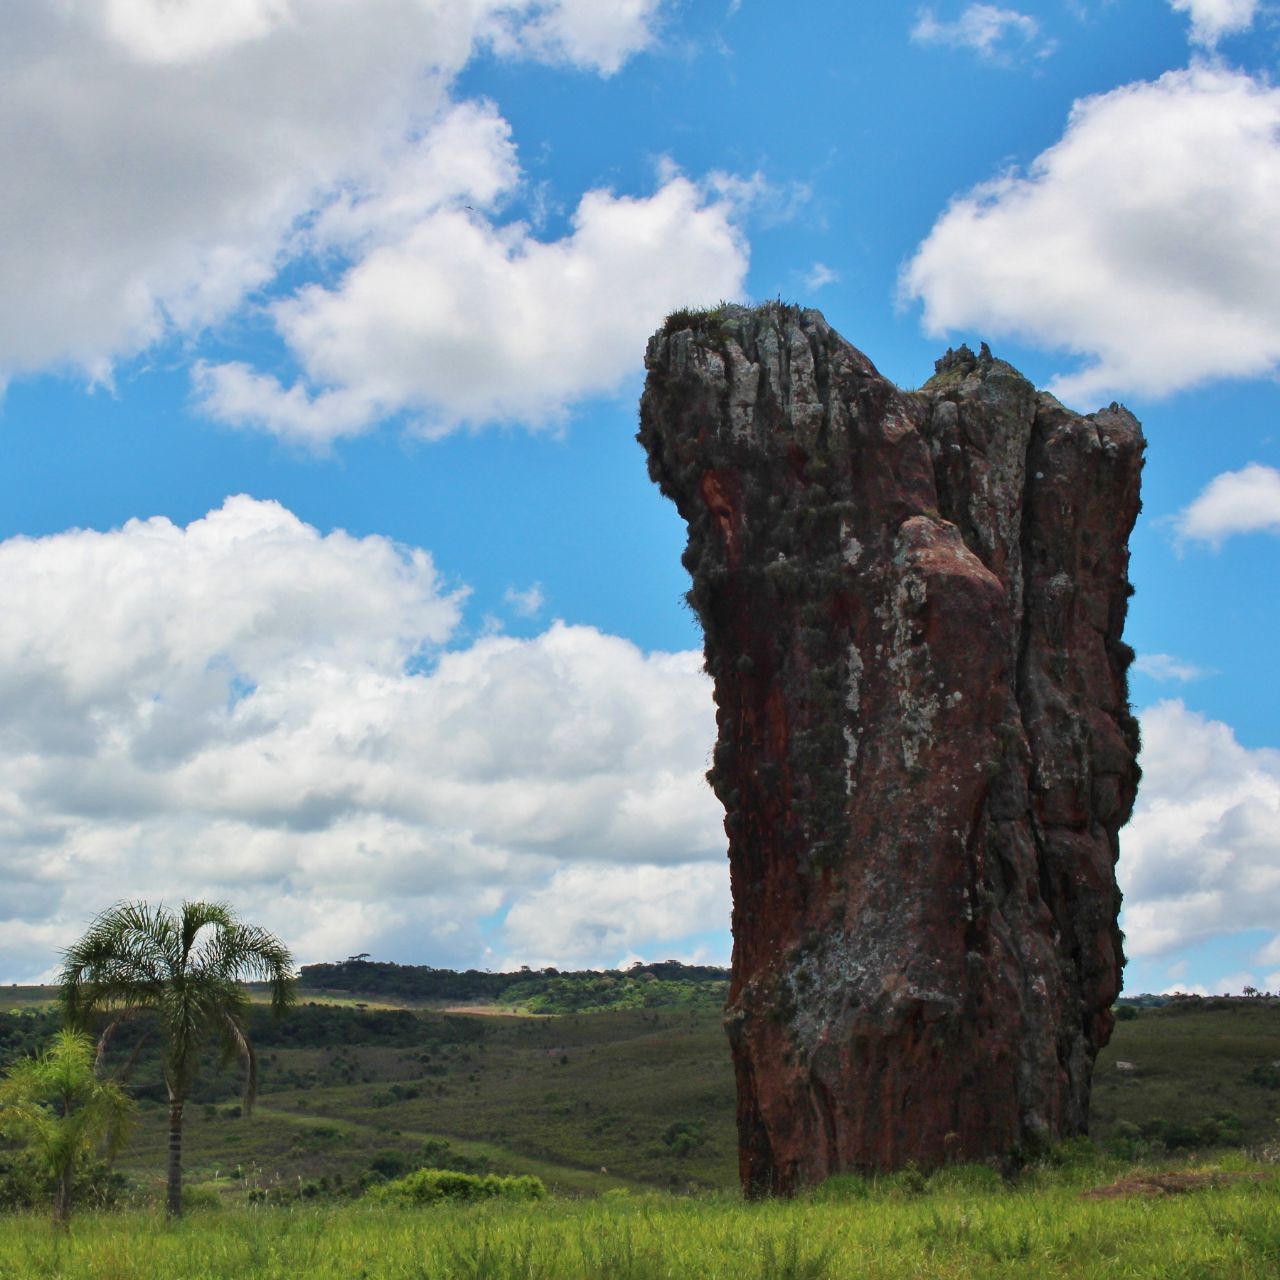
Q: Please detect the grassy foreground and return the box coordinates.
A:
[2,1164,1278,1280]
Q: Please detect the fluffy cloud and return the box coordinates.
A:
[1175,463,1280,547]
[0,0,661,387]
[1121,700,1280,959]
[0,499,723,981]
[482,0,660,74]
[501,862,729,969]
[910,5,1049,61]
[195,169,749,445]
[902,67,1280,405]
[1169,0,1257,47]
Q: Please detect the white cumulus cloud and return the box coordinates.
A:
[0,0,662,388]
[195,171,749,445]
[501,862,729,969]
[910,5,1049,61]
[1169,0,1258,48]
[1121,700,1280,959]
[483,0,661,75]
[902,67,1280,405]
[1175,463,1280,547]
[0,499,724,981]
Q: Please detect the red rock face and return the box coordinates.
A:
[639,305,1144,1196]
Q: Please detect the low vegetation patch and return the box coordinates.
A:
[368,1167,546,1205]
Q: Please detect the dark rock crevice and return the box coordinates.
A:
[639,304,1144,1196]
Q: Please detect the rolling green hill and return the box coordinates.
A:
[4,977,1279,1205]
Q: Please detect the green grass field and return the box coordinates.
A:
[2,1162,1278,1279]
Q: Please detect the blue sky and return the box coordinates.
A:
[1,0,1277,995]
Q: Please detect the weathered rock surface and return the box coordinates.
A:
[639,304,1144,1196]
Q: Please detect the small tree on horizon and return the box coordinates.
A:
[59,900,294,1217]
[0,1028,133,1226]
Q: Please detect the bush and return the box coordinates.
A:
[1043,1136,1103,1169]
[1104,1121,1148,1160]
[0,1149,132,1213]
[661,1119,706,1157]
[880,1162,928,1198]
[419,1138,490,1175]
[180,1185,224,1212]
[1126,1112,1245,1152]
[369,1168,546,1206]
[810,1172,873,1202]
[0,1151,40,1210]
[1244,1062,1280,1090]
[368,1149,413,1179]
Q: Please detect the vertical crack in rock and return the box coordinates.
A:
[638,305,1144,1196]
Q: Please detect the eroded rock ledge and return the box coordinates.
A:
[639,304,1144,1196]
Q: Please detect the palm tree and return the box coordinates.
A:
[59,900,295,1216]
[0,1028,133,1226]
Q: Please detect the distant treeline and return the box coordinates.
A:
[297,958,730,1012]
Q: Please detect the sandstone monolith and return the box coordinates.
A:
[639,304,1144,1196]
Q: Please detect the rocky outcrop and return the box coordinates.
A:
[639,304,1144,1196]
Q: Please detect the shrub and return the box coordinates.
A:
[180,1185,223,1212]
[662,1119,706,1157]
[810,1172,873,1202]
[880,1162,928,1197]
[419,1138,490,1175]
[1043,1136,1103,1169]
[369,1168,547,1206]
[1131,1112,1245,1151]
[1244,1062,1280,1090]
[368,1150,413,1179]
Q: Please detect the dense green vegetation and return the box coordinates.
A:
[296,957,729,1014]
[369,1167,547,1205]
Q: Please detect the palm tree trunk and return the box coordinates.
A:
[53,1164,72,1228]
[166,1095,184,1216]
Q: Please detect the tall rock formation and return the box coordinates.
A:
[639,304,1144,1196]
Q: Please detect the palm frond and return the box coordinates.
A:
[59,901,171,1027]
[219,1012,259,1115]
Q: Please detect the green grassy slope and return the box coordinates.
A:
[113,1006,737,1200]
[1093,1000,1280,1152]
[4,991,1279,1203]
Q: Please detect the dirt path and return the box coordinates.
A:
[441,1004,544,1017]
[1082,1170,1269,1199]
